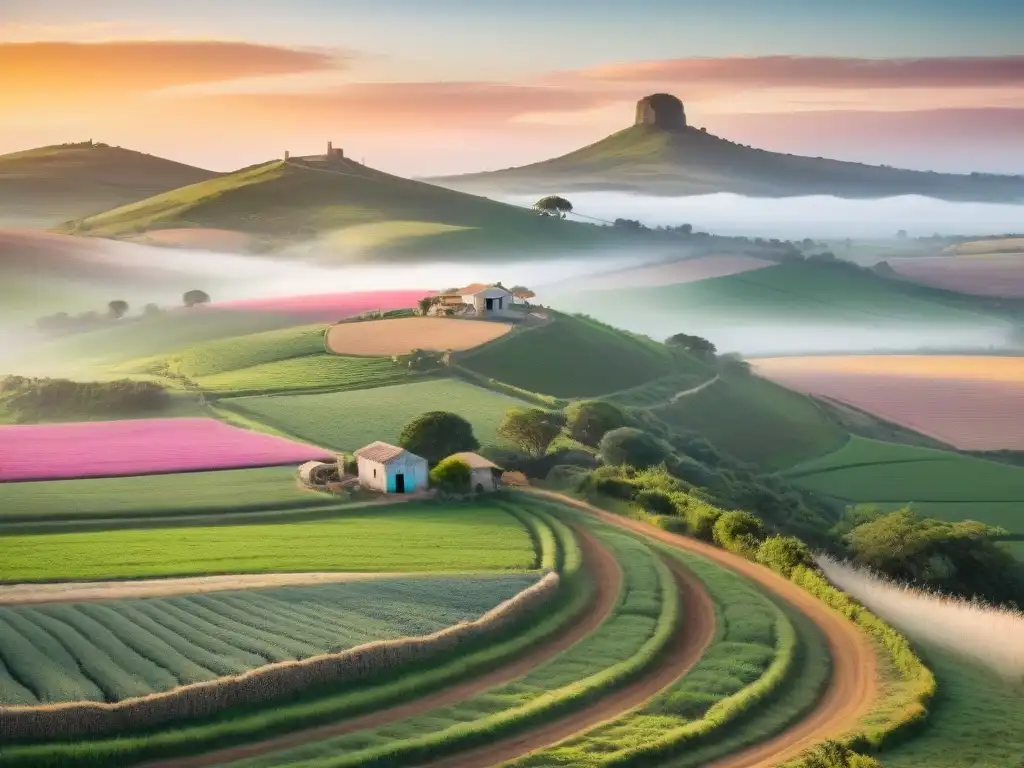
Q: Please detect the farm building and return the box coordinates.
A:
[447,452,504,493]
[437,283,516,317]
[354,441,428,494]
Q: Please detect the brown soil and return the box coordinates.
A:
[326,317,511,356]
[142,524,623,768]
[528,490,879,768]
[0,571,420,605]
[425,555,716,768]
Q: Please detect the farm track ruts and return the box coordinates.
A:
[528,490,879,768]
[423,554,716,768]
[142,524,622,768]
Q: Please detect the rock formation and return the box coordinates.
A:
[634,94,687,131]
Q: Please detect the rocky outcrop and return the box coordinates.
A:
[635,94,687,130]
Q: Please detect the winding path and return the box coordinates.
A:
[526,489,879,768]
[142,524,624,768]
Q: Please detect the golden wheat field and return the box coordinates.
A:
[753,356,1024,449]
[326,317,512,356]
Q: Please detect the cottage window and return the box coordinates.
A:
[373,468,377,478]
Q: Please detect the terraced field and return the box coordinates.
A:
[459,313,683,398]
[783,436,1024,533]
[0,576,539,705]
[0,502,535,581]
[224,378,525,451]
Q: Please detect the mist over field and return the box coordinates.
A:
[498,192,1024,239]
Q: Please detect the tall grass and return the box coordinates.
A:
[818,556,1024,686]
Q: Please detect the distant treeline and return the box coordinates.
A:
[0,377,170,421]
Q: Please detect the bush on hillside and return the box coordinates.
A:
[399,411,479,465]
[686,504,724,542]
[429,457,472,493]
[792,740,883,768]
[756,535,816,577]
[636,489,675,516]
[498,407,566,458]
[713,510,767,557]
[599,427,671,469]
[564,400,629,446]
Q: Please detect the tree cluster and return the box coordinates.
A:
[0,376,170,422]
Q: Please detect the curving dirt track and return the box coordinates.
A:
[528,490,879,768]
[143,524,623,768]
[424,555,716,768]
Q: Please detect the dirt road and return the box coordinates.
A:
[425,555,716,768]
[0,571,424,605]
[143,524,623,768]
[527,490,879,768]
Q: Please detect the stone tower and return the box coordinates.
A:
[635,94,687,131]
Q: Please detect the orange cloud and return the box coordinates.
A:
[1,40,345,106]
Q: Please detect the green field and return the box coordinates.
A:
[159,324,329,377]
[225,378,526,451]
[227,522,676,767]
[784,436,1024,532]
[879,648,1024,768]
[460,314,686,398]
[63,158,626,259]
[653,373,848,470]
[545,260,1009,351]
[0,575,538,705]
[0,467,337,525]
[0,501,535,581]
[196,354,413,395]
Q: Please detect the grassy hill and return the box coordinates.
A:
[458,313,700,399]
[61,156,642,260]
[546,260,1014,356]
[652,372,848,470]
[0,142,214,228]
[431,120,1024,202]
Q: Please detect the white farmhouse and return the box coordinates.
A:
[438,283,515,317]
[354,441,428,494]
[446,452,504,492]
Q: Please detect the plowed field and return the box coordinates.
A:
[327,317,511,356]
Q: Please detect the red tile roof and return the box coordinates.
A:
[354,441,407,464]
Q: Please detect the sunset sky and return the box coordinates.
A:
[3,0,1023,176]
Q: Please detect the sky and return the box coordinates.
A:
[2,0,1023,176]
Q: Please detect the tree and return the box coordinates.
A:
[498,407,565,458]
[564,400,629,446]
[429,457,472,492]
[665,333,717,360]
[679,223,693,235]
[599,427,671,469]
[399,411,479,465]
[712,510,767,556]
[417,296,437,316]
[183,289,211,308]
[533,195,573,219]
[107,300,129,319]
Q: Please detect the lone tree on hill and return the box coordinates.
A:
[533,195,573,219]
[665,333,717,360]
[399,411,479,465]
[107,300,129,319]
[498,407,565,458]
[183,289,211,308]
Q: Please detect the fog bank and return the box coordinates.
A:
[497,192,1024,239]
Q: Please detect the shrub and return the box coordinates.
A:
[429,458,472,492]
[713,510,767,556]
[564,400,629,446]
[685,504,722,542]
[545,465,591,489]
[599,427,671,469]
[399,411,479,465]
[636,489,676,516]
[756,535,815,577]
[790,739,883,768]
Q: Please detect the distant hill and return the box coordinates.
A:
[430,94,1024,203]
[0,142,215,227]
[61,154,663,261]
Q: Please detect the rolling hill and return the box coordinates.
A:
[0,142,215,227]
[430,94,1024,202]
[61,154,648,261]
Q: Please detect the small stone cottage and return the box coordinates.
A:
[354,441,428,494]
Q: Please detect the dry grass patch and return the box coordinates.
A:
[326,317,511,356]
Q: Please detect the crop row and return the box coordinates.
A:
[0,576,541,708]
[199,354,414,396]
[513,542,799,766]
[224,522,678,767]
[0,501,590,765]
[170,325,328,378]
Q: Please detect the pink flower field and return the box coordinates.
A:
[0,418,333,482]
[213,290,429,322]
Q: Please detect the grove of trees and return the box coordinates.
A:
[399,411,479,465]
